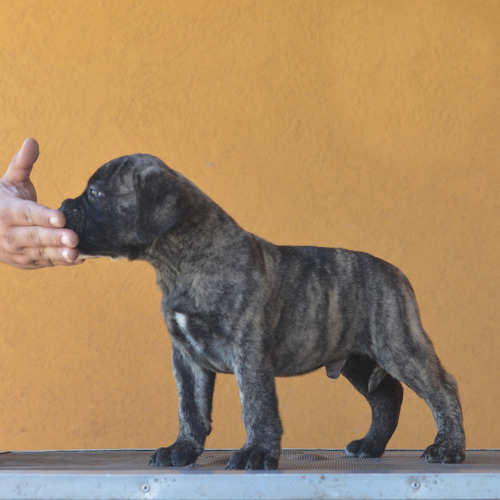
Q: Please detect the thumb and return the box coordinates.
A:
[4,138,40,185]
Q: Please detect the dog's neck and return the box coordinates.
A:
[143,201,247,279]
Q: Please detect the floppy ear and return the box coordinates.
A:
[134,166,187,244]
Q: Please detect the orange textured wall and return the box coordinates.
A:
[0,1,498,452]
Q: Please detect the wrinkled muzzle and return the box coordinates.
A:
[59,197,83,236]
[59,197,103,257]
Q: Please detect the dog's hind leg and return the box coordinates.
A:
[338,354,403,458]
[360,267,466,463]
[376,339,465,464]
[370,287,465,463]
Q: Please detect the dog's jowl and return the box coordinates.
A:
[60,154,466,469]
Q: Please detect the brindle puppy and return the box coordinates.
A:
[60,154,466,469]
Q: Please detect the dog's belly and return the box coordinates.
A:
[172,311,348,377]
[269,300,352,377]
[272,337,344,377]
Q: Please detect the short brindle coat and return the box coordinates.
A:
[60,154,466,469]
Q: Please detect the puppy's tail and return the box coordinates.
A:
[367,365,387,393]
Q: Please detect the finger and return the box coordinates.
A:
[2,199,67,228]
[6,246,84,270]
[41,246,84,266]
[3,226,79,252]
[4,138,40,185]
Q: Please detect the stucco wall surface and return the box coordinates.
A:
[0,1,498,452]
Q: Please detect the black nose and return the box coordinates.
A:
[59,198,74,214]
[58,198,81,231]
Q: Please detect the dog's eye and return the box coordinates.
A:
[88,187,105,199]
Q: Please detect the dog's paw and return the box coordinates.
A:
[225,447,279,470]
[421,443,465,464]
[344,438,385,458]
[148,441,202,467]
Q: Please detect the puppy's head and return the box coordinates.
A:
[60,154,187,260]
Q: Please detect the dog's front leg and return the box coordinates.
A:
[149,345,215,467]
[226,360,283,470]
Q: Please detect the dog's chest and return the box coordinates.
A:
[171,311,233,373]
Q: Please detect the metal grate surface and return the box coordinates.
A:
[0,449,498,499]
[0,448,498,472]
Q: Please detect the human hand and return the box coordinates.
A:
[0,138,84,269]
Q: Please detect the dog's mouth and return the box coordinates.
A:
[76,253,102,259]
[77,253,124,261]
